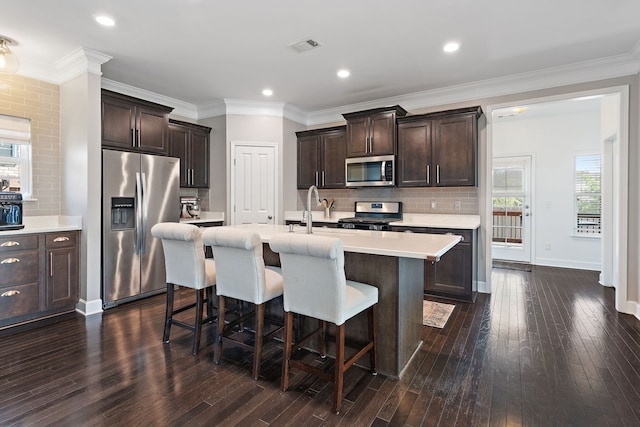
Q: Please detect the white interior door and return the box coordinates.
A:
[492,155,532,263]
[232,143,277,225]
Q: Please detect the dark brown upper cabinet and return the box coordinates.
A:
[169,119,211,188]
[296,126,346,189]
[101,89,173,155]
[343,106,407,158]
[397,106,482,187]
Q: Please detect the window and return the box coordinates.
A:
[575,154,601,235]
[0,114,32,198]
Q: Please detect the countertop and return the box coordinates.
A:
[0,216,82,236]
[179,211,225,224]
[284,211,480,230]
[232,223,461,261]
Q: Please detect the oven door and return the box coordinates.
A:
[345,155,395,187]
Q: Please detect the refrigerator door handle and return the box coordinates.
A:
[140,172,148,254]
[135,172,143,254]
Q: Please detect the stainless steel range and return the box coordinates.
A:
[338,201,402,231]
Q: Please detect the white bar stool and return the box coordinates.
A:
[151,223,216,355]
[269,233,378,414]
[202,227,284,380]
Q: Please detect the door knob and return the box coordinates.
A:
[268,215,273,220]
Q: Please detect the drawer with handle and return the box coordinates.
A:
[45,232,77,248]
[0,251,39,287]
[0,282,39,320]
[0,235,39,253]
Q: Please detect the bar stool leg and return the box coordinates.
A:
[281,311,294,391]
[333,323,346,414]
[252,303,265,380]
[163,283,175,343]
[192,289,204,355]
[369,304,378,374]
[214,295,226,364]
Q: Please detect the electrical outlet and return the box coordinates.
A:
[544,243,551,250]
[454,200,461,210]
[431,200,436,209]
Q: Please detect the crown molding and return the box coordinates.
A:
[305,51,640,125]
[56,47,112,84]
[101,78,198,118]
[197,99,227,119]
[16,44,640,126]
[223,99,286,118]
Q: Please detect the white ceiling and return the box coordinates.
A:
[2,0,640,116]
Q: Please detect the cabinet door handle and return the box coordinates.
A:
[1,257,20,264]
[315,171,319,187]
[0,241,20,247]
[131,128,135,145]
[1,290,20,297]
[135,129,140,147]
[369,136,373,152]
[50,252,54,277]
[436,165,440,184]
[53,236,69,242]
[426,165,430,184]
[322,171,325,187]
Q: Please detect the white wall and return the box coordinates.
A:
[60,71,103,315]
[225,115,284,223]
[493,109,601,270]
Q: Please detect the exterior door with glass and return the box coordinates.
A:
[492,156,532,263]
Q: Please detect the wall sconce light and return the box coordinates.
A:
[0,37,20,74]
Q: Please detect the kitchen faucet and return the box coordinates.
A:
[306,185,321,234]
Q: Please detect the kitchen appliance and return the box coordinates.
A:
[0,191,24,231]
[180,196,201,219]
[102,149,180,308]
[338,201,402,231]
[345,155,395,187]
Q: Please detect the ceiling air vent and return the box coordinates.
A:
[290,38,322,53]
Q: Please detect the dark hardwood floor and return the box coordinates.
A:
[2,265,640,426]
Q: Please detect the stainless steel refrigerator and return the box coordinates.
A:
[102,149,180,308]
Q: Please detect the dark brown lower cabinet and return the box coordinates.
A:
[0,231,80,330]
[391,226,477,302]
[45,232,79,310]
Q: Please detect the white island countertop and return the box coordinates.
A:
[232,223,461,261]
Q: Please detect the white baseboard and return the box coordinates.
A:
[477,280,488,294]
[76,298,103,316]
[534,257,600,271]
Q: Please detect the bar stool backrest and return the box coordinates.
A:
[151,223,208,289]
[269,234,348,325]
[203,228,268,303]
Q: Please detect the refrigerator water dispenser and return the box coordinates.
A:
[111,197,135,230]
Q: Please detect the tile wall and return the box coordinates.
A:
[0,74,61,216]
[297,186,479,215]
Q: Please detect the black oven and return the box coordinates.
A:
[0,192,24,231]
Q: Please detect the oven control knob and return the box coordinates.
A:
[342,223,355,229]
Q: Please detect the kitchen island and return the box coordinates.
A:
[231,223,461,379]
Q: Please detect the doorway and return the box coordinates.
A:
[230,142,278,225]
[485,86,629,313]
[492,155,532,263]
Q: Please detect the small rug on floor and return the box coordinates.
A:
[492,260,533,271]
[423,300,455,328]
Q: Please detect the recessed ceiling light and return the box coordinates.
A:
[337,69,350,78]
[443,42,460,53]
[95,15,116,27]
[262,89,273,97]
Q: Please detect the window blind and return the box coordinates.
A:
[0,115,31,145]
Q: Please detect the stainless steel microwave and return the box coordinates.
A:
[345,155,395,187]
